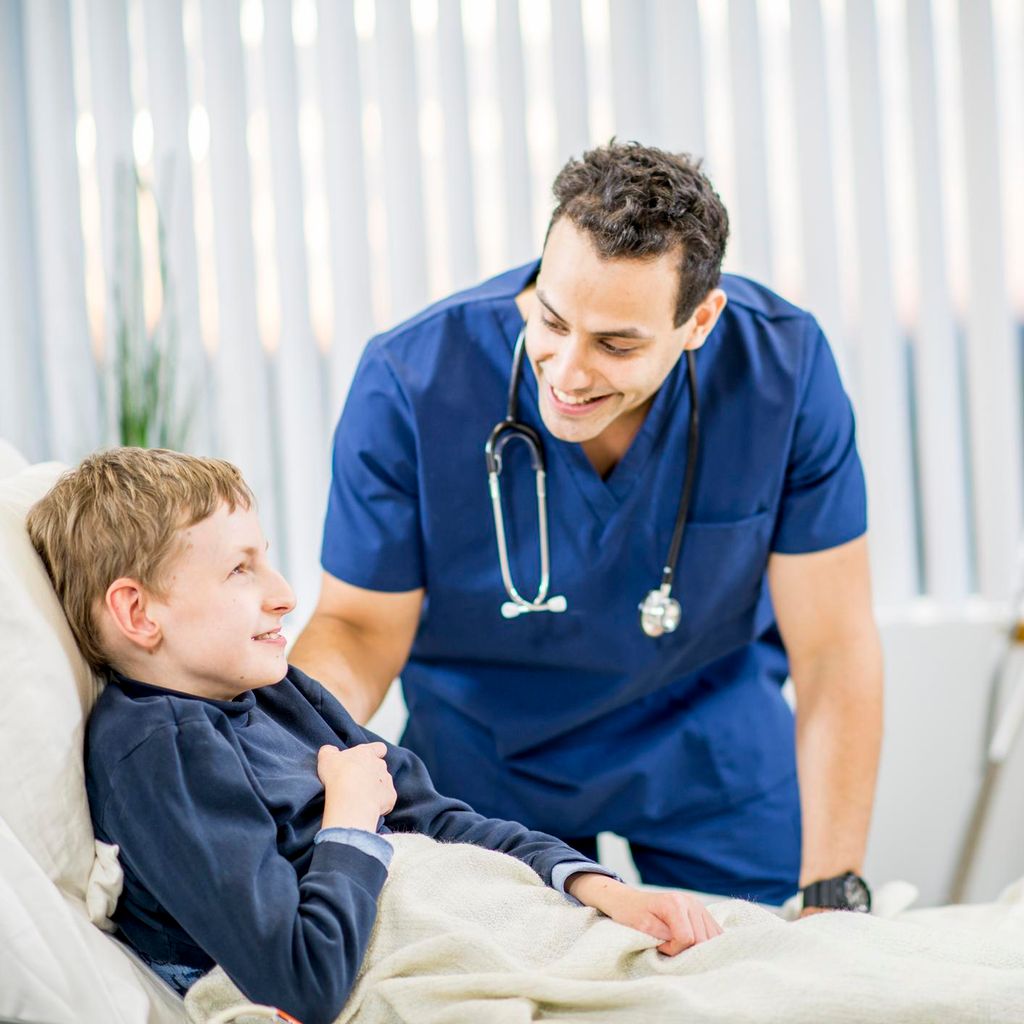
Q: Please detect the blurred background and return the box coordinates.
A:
[1,0,1023,905]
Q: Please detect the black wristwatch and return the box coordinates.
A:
[801,872,872,912]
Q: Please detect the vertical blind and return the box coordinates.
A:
[0,0,1021,618]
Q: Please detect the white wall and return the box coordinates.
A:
[867,613,1024,906]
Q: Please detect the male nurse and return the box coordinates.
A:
[292,141,883,912]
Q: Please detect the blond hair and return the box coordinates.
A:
[26,447,254,671]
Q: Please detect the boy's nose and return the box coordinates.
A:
[266,571,296,614]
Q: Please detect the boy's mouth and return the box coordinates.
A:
[252,628,285,645]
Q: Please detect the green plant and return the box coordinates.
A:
[105,164,193,451]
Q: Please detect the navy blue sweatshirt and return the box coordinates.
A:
[85,666,605,1024]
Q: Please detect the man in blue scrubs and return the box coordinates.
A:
[293,142,883,910]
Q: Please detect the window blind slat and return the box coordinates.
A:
[549,0,590,161]
[496,0,535,263]
[957,0,1022,601]
[608,0,654,144]
[316,1,373,412]
[83,0,133,352]
[437,0,479,291]
[261,0,329,604]
[375,0,429,325]
[789,0,843,361]
[22,0,100,461]
[650,0,706,156]
[198,0,278,543]
[140,0,211,454]
[0,0,47,460]
[905,0,970,601]
[727,0,772,283]
[845,0,917,602]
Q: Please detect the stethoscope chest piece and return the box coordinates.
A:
[638,584,682,638]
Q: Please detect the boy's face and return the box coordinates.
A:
[141,502,295,700]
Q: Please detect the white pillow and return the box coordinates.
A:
[0,817,185,1024]
[0,461,100,899]
[0,438,29,478]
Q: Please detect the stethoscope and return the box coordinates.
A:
[485,324,701,638]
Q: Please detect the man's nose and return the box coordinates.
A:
[547,335,592,391]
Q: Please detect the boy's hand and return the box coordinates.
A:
[566,872,722,955]
[318,742,397,833]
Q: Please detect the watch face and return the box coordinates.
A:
[842,873,871,912]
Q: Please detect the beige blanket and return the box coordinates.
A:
[185,833,1024,1024]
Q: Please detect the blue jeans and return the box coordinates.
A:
[143,957,206,996]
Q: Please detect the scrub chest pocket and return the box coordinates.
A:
[660,509,776,668]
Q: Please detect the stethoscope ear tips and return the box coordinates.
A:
[639,588,682,638]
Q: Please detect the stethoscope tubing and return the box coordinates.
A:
[661,349,700,590]
[486,323,700,631]
[485,330,558,616]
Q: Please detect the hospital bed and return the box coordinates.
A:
[5,441,1024,1024]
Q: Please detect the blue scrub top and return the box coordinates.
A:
[321,261,866,844]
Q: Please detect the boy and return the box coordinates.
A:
[27,447,721,1024]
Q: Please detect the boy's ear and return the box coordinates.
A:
[104,578,162,652]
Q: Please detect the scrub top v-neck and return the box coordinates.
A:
[321,260,866,891]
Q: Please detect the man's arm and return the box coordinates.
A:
[290,571,424,724]
[767,534,883,894]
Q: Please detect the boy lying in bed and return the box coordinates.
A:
[27,447,721,1024]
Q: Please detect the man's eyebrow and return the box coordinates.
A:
[535,289,653,341]
[536,290,567,323]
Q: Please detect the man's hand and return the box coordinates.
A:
[566,872,722,955]
[318,742,397,833]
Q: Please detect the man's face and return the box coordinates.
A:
[526,218,716,449]
[144,503,295,699]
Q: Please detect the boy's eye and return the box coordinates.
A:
[541,315,566,333]
[231,563,246,575]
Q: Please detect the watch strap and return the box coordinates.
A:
[802,876,844,908]
[802,872,871,911]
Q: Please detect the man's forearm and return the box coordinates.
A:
[290,614,391,724]
[794,646,883,887]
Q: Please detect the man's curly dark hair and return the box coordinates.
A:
[547,141,730,327]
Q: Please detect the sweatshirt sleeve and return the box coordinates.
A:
[98,718,386,1024]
